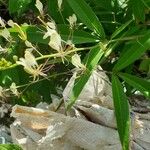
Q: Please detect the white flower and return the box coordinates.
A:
[71,54,85,69]
[25,40,35,52]
[7,20,14,27]
[43,26,56,39]
[0,45,7,53]
[43,22,63,52]
[10,82,19,96]
[0,17,5,27]
[43,21,56,39]
[16,51,46,81]
[66,40,75,49]
[25,40,42,56]
[46,21,56,30]
[58,0,63,10]
[0,28,11,41]
[49,32,62,51]
[35,0,44,16]
[67,14,77,29]
[18,50,38,68]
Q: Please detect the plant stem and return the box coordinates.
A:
[0,45,97,71]
[16,70,72,89]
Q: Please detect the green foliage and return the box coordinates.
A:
[8,0,33,16]
[67,44,104,109]
[0,68,19,86]
[0,0,150,149]
[139,58,150,74]
[9,25,98,45]
[118,73,150,99]
[111,20,133,39]
[47,0,73,24]
[67,0,105,38]
[128,0,146,22]
[0,144,22,150]
[112,75,130,150]
[114,32,150,71]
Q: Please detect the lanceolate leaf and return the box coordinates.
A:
[67,45,104,109]
[111,20,133,39]
[112,75,130,150]
[66,0,105,38]
[129,0,145,22]
[114,32,150,71]
[0,144,22,150]
[118,73,150,99]
[67,71,92,109]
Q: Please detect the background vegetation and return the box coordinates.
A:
[0,0,150,149]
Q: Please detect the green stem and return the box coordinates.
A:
[16,70,72,89]
[0,45,97,71]
[36,46,91,60]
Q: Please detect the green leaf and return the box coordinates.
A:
[91,0,113,10]
[67,72,92,109]
[139,58,150,73]
[118,73,150,99]
[67,44,104,109]
[129,0,145,22]
[47,0,73,24]
[0,68,20,86]
[8,0,32,16]
[58,25,99,44]
[111,20,133,39]
[113,32,150,71]
[66,0,105,38]
[112,75,130,150]
[0,144,22,150]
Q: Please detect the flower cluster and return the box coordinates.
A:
[16,50,46,81]
[71,54,85,70]
[0,17,11,42]
[43,22,63,52]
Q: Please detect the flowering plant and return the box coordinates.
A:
[0,0,150,149]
